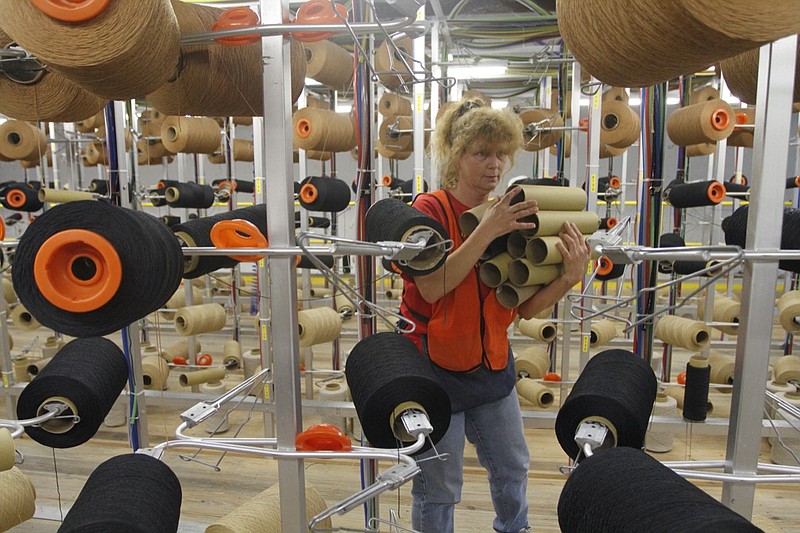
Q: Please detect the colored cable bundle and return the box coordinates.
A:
[298,176,352,212]
[165,182,215,209]
[557,447,761,533]
[364,198,449,276]
[173,205,267,278]
[555,349,657,460]
[345,332,451,452]
[1,182,42,212]
[13,201,183,337]
[723,205,800,273]
[664,179,725,208]
[58,453,182,533]
[16,337,127,448]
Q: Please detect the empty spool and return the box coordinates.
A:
[654,315,711,351]
[516,378,554,408]
[518,317,557,343]
[514,346,550,379]
[174,303,227,336]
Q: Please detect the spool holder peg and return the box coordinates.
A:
[574,420,614,460]
[0,45,46,85]
[179,367,273,427]
[1,400,78,436]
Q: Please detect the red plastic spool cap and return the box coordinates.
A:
[5,189,27,209]
[710,108,731,131]
[608,176,621,189]
[677,371,687,385]
[197,353,213,366]
[209,219,268,262]
[0,218,5,242]
[604,217,618,230]
[172,356,188,366]
[596,257,614,277]
[31,0,110,22]
[299,183,319,203]
[295,423,351,451]
[34,229,122,312]
[381,175,393,186]
[707,181,725,204]
[543,372,562,382]
[292,0,348,42]
[212,7,261,46]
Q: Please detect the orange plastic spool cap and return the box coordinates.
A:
[677,371,687,385]
[0,218,5,242]
[596,257,614,277]
[608,176,621,189]
[299,182,319,204]
[295,423,351,451]
[292,0,348,42]
[604,217,618,230]
[706,181,725,204]
[211,7,260,46]
[33,229,122,312]
[209,219,267,262]
[31,0,110,22]
[734,112,750,130]
[381,175,394,186]
[5,189,27,209]
[543,372,562,382]
[710,107,731,131]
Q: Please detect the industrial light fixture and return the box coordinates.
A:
[448,59,508,80]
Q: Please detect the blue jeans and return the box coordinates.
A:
[411,390,530,533]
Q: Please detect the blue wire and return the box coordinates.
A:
[120,325,139,451]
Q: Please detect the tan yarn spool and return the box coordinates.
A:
[722,39,800,105]
[375,37,413,90]
[685,142,716,158]
[514,185,587,212]
[163,339,202,363]
[242,349,262,382]
[515,378,554,408]
[26,358,51,378]
[2,278,16,304]
[161,116,221,155]
[303,39,354,92]
[13,356,29,383]
[292,107,357,152]
[375,140,411,161]
[506,231,529,259]
[496,283,540,309]
[317,380,348,433]
[462,89,492,106]
[41,336,63,359]
[233,139,254,162]
[306,149,333,161]
[297,307,342,348]
[82,141,107,166]
[334,293,356,318]
[519,317,557,343]
[459,200,493,236]
[654,315,711,351]
[0,0,180,100]
[205,481,331,533]
[667,99,735,146]
[385,288,402,300]
[514,346,550,379]
[309,287,332,298]
[179,367,225,387]
[603,87,629,105]
[136,138,173,164]
[550,131,571,158]
[0,120,47,162]
[161,285,204,321]
[0,467,36,531]
[233,116,253,126]
[689,86,720,105]
[39,188,96,204]
[557,0,800,88]
[590,319,618,348]
[378,115,414,152]
[142,355,169,390]
[10,304,40,331]
[697,294,740,335]
[479,252,514,288]
[708,350,736,387]
[379,92,412,117]
[777,291,800,333]
[0,29,107,122]
[645,392,679,453]
[773,356,800,385]
[600,99,641,149]
[174,303,227,336]
[599,142,626,159]
[0,428,15,472]
[664,385,714,414]
[508,260,561,287]
[527,211,600,238]
[222,340,242,370]
[75,110,104,133]
[520,108,564,151]
[727,107,755,149]
[200,381,230,434]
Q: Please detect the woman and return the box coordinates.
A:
[399,98,591,533]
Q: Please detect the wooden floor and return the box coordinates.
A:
[3,304,800,532]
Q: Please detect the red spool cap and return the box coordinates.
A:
[31,0,110,22]
[295,423,351,451]
[211,7,261,46]
[210,219,268,262]
[292,0,348,43]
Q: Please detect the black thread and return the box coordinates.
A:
[57,453,182,533]
[17,337,128,448]
[664,179,723,208]
[723,205,800,273]
[298,175,352,212]
[1,182,42,211]
[88,179,109,195]
[165,182,215,209]
[683,361,711,422]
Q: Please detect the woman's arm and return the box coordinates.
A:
[518,221,591,319]
[414,187,538,304]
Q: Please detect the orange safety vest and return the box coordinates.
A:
[401,190,517,372]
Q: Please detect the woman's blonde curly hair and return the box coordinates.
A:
[432,98,523,190]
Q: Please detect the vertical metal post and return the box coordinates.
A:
[260,1,306,529]
[413,5,426,197]
[722,36,797,517]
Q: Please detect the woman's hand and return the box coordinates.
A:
[556,221,591,285]
[475,186,538,243]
